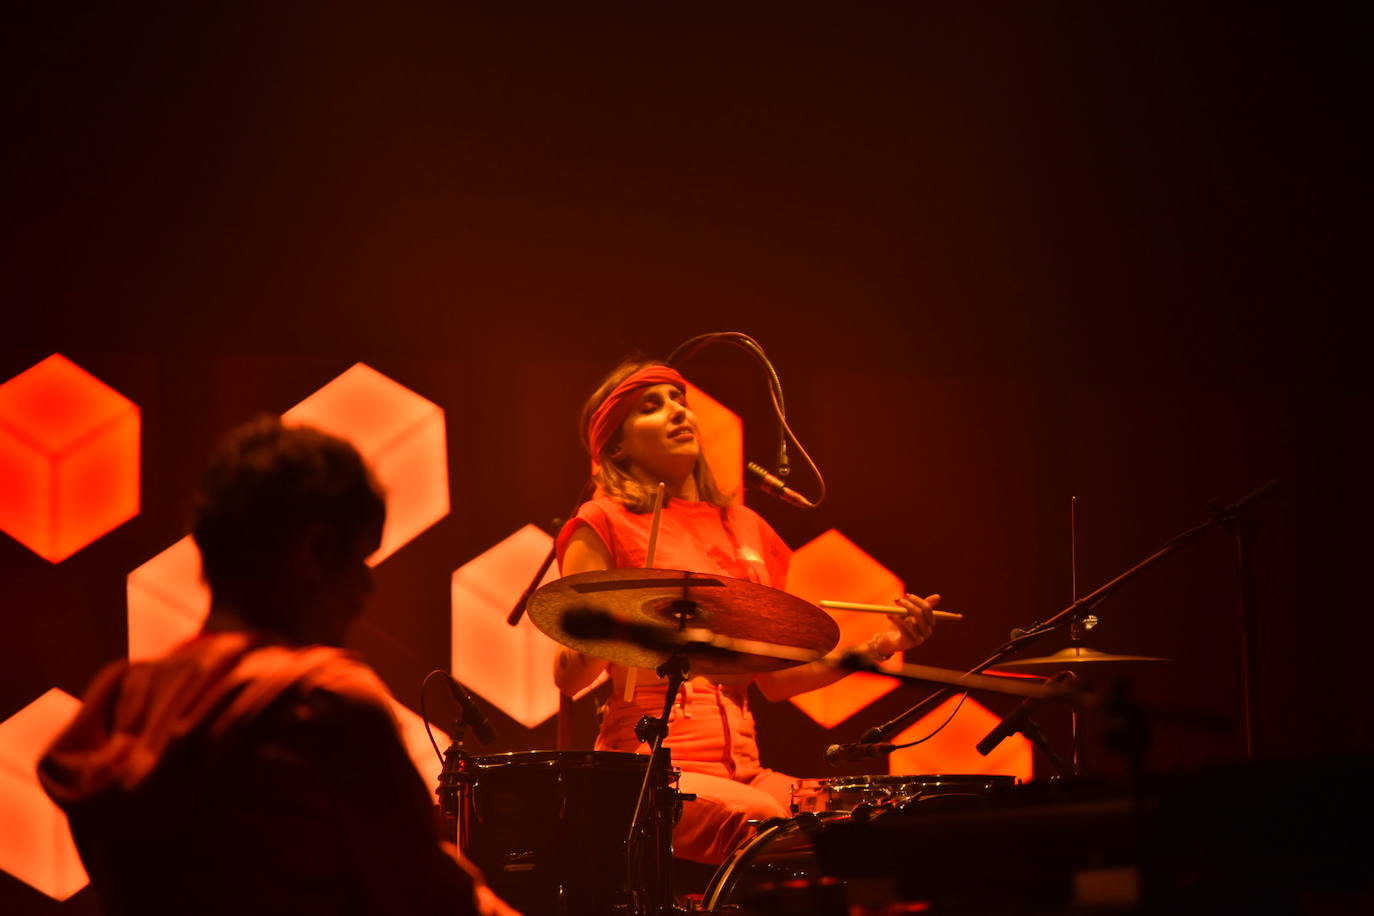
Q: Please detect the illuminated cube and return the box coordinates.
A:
[888,694,1033,781]
[126,536,211,661]
[685,382,743,500]
[284,363,449,565]
[451,525,563,729]
[786,529,906,728]
[0,688,88,900]
[385,696,450,790]
[0,354,139,562]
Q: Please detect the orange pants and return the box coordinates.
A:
[596,678,797,864]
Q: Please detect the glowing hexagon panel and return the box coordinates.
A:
[283,363,449,564]
[126,536,212,661]
[0,688,88,900]
[385,696,451,790]
[887,694,1033,782]
[128,364,448,660]
[451,525,563,729]
[785,529,907,728]
[0,353,139,562]
[685,382,743,500]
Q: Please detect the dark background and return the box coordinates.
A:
[2,2,1367,911]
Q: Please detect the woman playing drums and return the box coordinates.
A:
[553,357,942,866]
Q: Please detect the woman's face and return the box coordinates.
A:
[615,382,701,483]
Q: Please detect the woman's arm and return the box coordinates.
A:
[552,526,615,697]
[755,593,941,701]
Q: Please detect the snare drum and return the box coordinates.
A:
[709,775,1017,913]
[792,773,1016,814]
[454,750,676,916]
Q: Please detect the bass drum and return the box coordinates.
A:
[700,811,853,914]
[456,750,676,916]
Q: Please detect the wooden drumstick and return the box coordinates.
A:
[625,482,667,701]
[644,481,666,568]
[820,600,964,621]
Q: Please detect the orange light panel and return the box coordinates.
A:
[887,694,1033,781]
[786,529,906,727]
[384,695,451,790]
[684,382,743,500]
[283,363,449,565]
[0,354,139,562]
[126,536,211,661]
[0,689,88,900]
[451,525,563,729]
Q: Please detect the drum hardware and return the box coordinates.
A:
[836,480,1281,776]
[532,568,834,915]
[429,668,494,851]
[703,775,1019,912]
[451,750,677,915]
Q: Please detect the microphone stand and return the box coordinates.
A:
[506,516,566,626]
[436,715,475,850]
[853,480,1282,764]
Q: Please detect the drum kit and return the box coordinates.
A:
[440,566,1173,915]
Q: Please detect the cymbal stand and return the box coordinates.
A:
[622,581,692,914]
[852,480,1282,774]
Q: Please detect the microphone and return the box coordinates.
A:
[824,741,897,765]
[976,670,1074,756]
[444,673,497,745]
[746,462,815,509]
[976,697,1037,756]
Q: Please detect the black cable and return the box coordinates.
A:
[666,331,827,507]
[889,691,971,749]
[420,668,448,768]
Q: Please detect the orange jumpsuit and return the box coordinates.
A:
[557,496,797,864]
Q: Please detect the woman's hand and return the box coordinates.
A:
[870,592,941,658]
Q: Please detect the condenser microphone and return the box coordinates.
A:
[444,673,497,745]
[746,462,816,509]
[824,741,897,765]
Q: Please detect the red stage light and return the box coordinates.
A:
[786,530,906,727]
[0,354,139,562]
[0,689,88,900]
[451,525,563,729]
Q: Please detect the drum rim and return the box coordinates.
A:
[794,773,1018,789]
[466,748,652,768]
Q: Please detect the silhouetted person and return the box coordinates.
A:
[40,417,518,916]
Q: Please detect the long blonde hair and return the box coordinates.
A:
[580,357,732,513]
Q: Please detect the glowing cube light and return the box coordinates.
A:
[0,688,88,900]
[126,536,211,661]
[284,363,449,564]
[685,383,743,500]
[0,354,139,562]
[385,696,450,790]
[451,525,563,729]
[786,529,906,727]
[887,694,1033,782]
[126,364,447,662]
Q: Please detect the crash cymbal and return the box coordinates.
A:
[994,645,1170,672]
[527,568,841,675]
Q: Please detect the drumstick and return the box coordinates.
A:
[820,600,964,621]
[627,482,667,702]
[644,481,666,568]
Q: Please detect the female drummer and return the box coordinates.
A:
[553,357,941,866]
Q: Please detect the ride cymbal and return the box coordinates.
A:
[994,645,1170,672]
[528,568,841,674]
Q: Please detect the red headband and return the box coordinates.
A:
[587,365,689,470]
